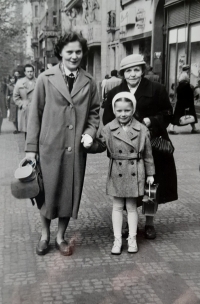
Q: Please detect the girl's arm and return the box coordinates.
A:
[84,128,107,154]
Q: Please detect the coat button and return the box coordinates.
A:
[130,149,134,153]
[119,174,122,177]
[67,147,72,152]
[131,161,134,165]
[132,173,135,176]
[119,150,122,153]
[69,125,73,130]
[119,162,122,165]
[70,104,73,109]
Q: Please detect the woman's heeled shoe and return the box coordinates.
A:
[36,236,50,255]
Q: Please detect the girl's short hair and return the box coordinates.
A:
[114,97,133,105]
[54,32,88,61]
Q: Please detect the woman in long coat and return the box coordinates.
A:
[0,78,8,134]
[103,54,178,239]
[25,32,100,256]
[7,75,18,133]
[169,72,199,134]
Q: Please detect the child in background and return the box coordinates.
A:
[87,92,155,255]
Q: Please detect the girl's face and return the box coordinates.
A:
[124,65,143,88]
[114,101,134,124]
[60,41,83,71]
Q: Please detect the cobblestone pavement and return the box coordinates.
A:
[0,118,200,304]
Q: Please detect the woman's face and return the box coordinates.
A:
[60,41,83,71]
[10,77,15,84]
[114,101,134,124]
[124,65,143,88]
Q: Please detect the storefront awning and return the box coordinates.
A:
[164,0,184,8]
[120,31,152,43]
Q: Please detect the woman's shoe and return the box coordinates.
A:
[55,239,72,256]
[127,236,138,253]
[145,225,156,239]
[111,237,122,255]
[191,129,200,134]
[169,130,179,135]
[36,236,50,255]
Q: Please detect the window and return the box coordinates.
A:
[35,27,38,38]
[53,11,57,26]
[107,11,116,28]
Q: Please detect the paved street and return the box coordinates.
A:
[0,118,200,304]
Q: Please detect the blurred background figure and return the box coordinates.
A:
[101,70,122,108]
[0,77,8,134]
[7,75,19,134]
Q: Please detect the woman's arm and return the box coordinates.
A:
[25,75,45,153]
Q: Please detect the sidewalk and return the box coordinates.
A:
[0,118,200,304]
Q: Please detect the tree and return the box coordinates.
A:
[0,0,26,78]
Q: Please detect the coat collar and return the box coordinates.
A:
[109,118,141,147]
[119,78,153,100]
[44,64,91,102]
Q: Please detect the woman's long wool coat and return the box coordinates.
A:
[103,78,178,204]
[25,64,100,219]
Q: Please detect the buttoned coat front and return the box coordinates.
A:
[13,77,36,132]
[90,118,155,198]
[25,64,100,220]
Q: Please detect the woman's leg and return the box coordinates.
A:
[40,214,51,241]
[56,217,70,244]
[111,197,124,254]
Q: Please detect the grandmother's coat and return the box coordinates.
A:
[103,78,178,203]
[25,64,100,219]
[90,119,155,198]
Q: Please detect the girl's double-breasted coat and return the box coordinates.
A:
[103,77,178,204]
[25,64,100,220]
[91,118,155,198]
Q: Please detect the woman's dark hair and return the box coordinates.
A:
[54,31,88,61]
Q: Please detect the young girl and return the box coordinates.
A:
[87,92,155,255]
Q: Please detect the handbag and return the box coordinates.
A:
[179,109,195,125]
[151,136,174,155]
[142,183,159,216]
[11,158,44,207]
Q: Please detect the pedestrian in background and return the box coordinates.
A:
[7,75,19,134]
[169,72,200,134]
[25,31,100,256]
[88,92,155,254]
[103,54,178,240]
[13,64,36,138]
[0,77,8,134]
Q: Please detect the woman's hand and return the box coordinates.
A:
[81,134,93,149]
[143,117,151,127]
[146,176,154,185]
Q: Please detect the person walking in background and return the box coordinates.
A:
[103,54,178,240]
[101,70,122,108]
[88,92,155,254]
[13,64,36,138]
[7,75,19,134]
[24,32,100,256]
[169,72,200,134]
[0,77,8,134]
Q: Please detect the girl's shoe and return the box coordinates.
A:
[111,237,122,255]
[127,236,138,253]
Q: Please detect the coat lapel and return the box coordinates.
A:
[25,78,36,94]
[110,119,139,147]
[71,68,90,98]
[45,64,72,103]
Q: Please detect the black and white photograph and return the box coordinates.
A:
[0,0,200,303]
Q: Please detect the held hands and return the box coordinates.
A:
[81,134,93,149]
[143,117,151,127]
[146,176,154,185]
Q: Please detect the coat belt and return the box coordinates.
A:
[109,152,142,160]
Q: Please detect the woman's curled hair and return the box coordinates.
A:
[54,31,88,61]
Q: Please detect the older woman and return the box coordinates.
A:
[25,32,100,256]
[103,54,178,239]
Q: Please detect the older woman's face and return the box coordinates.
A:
[124,65,143,88]
[60,41,83,71]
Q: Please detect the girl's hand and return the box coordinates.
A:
[81,134,93,149]
[143,117,151,127]
[146,176,154,185]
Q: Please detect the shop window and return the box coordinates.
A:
[190,24,200,91]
